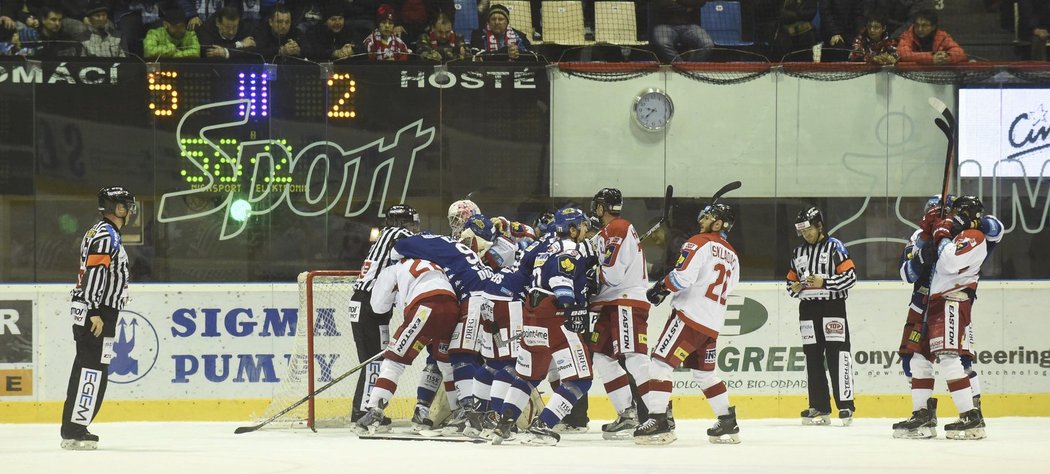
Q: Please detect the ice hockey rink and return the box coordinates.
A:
[5,418,1050,473]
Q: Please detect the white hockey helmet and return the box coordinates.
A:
[447,199,480,238]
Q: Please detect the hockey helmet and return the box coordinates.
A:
[447,199,480,237]
[385,204,419,229]
[591,188,623,215]
[698,203,735,233]
[923,194,955,214]
[795,206,823,235]
[553,207,588,234]
[534,211,555,236]
[951,195,983,225]
[97,186,137,215]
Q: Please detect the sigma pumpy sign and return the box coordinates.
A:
[4,281,1050,406]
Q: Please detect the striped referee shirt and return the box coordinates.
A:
[786,236,857,300]
[353,226,414,292]
[71,218,130,310]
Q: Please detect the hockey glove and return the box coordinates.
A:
[901,353,913,378]
[563,305,589,333]
[646,280,671,306]
[915,242,939,269]
[931,218,953,243]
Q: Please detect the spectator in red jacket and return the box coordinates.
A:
[848,14,897,64]
[896,9,966,64]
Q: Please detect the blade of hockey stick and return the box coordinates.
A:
[929,97,956,218]
[710,181,742,204]
[639,185,674,242]
[359,434,489,444]
[234,351,384,434]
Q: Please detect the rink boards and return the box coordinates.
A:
[1,281,1048,422]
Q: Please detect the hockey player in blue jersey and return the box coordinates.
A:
[490,207,597,446]
[893,195,1003,439]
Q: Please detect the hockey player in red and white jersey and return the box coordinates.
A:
[354,257,462,433]
[906,196,990,440]
[637,204,741,445]
[588,188,652,439]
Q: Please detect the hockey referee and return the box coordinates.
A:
[349,204,420,424]
[61,186,137,450]
[786,207,857,427]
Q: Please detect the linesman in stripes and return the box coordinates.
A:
[348,204,421,426]
[786,207,858,426]
[61,186,137,450]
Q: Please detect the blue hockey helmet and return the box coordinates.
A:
[923,194,956,214]
[553,207,588,234]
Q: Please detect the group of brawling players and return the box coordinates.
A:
[348,188,1000,446]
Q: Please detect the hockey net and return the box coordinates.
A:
[254,270,424,429]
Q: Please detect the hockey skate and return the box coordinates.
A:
[838,408,854,427]
[800,407,831,426]
[439,407,469,436]
[892,398,938,439]
[520,418,561,446]
[707,406,741,444]
[353,402,388,435]
[633,413,676,445]
[944,409,986,440]
[478,410,500,439]
[490,410,519,445]
[973,396,986,429]
[60,428,99,451]
[409,403,433,433]
[553,422,589,433]
[601,405,638,440]
[462,399,487,438]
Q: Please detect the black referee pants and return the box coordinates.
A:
[61,306,117,437]
[799,299,855,413]
[350,290,392,418]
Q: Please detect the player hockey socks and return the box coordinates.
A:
[450,353,480,404]
[643,379,673,415]
[538,380,592,428]
[911,378,935,412]
[593,353,633,413]
[501,374,537,421]
[947,378,975,413]
[415,364,441,409]
[489,367,516,414]
[475,361,513,411]
[702,382,731,417]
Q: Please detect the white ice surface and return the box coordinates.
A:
[4,418,1050,474]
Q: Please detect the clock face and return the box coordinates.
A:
[634,90,674,132]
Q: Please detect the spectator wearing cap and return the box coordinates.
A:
[143,7,200,57]
[197,4,256,58]
[471,3,529,59]
[304,1,358,60]
[114,0,201,58]
[362,4,409,60]
[82,0,124,56]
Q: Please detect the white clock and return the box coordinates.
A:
[633,88,674,132]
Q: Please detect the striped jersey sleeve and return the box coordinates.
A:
[786,236,856,300]
[353,226,413,292]
[71,220,131,310]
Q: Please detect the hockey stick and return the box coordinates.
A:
[639,185,674,242]
[358,434,488,444]
[709,180,742,205]
[928,97,956,218]
[234,351,385,434]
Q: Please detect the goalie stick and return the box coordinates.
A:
[234,351,384,434]
[928,97,956,218]
[639,185,674,242]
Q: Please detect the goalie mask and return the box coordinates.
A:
[795,206,823,236]
[698,203,735,233]
[97,186,137,216]
[385,204,419,230]
[447,199,480,238]
[591,187,623,215]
